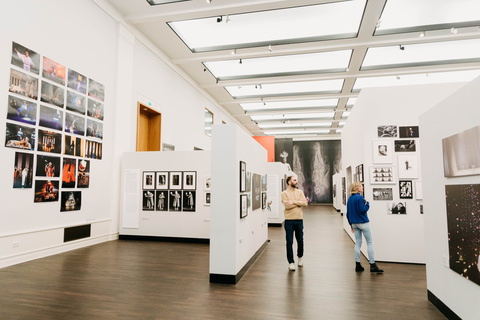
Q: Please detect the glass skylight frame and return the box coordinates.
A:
[258,122,333,129]
[241,99,338,113]
[250,112,335,122]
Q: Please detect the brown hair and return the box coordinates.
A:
[350,181,362,194]
[286,175,294,185]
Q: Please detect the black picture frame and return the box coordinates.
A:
[155,190,168,211]
[240,161,246,192]
[240,194,248,218]
[183,171,196,190]
[262,192,267,209]
[399,180,413,199]
[143,171,155,190]
[182,190,196,212]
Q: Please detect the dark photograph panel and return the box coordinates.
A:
[42,56,66,85]
[5,122,35,151]
[66,91,86,115]
[169,190,182,211]
[60,191,82,212]
[87,99,104,121]
[86,119,103,139]
[34,180,59,203]
[399,126,419,138]
[399,180,413,199]
[65,112,85,136]
[88,78,105,102]
[143,190,155,211]
[40,81,64,108]
[7,95,37,126]
[11,42,40,75]
[77,159,90,188]
[395,140,416,152]
[156,190,168,211]
[9,68,38,100]
[85,140,102,160]
[13,152,33,189]
[182,191,196,212]
[62,158,77,188]
[64,135,84,157]
[67,69,87,94]
[37,130,62,154]
[387,202,407,214]
[36,154,61,178]
[39,105,63,131]
[378,125,397,138]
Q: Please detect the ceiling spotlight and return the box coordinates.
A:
[375,19,382,29]
[255,85,258,89]
[399,45,405,50]
[206,0,212,3]
[396,75,401,80]
[426,73,430,77]
[258,84,262,89]
[268,45,272,52]
[231,49,236,55]
[346,68,350,72]
[226,15,230,23]
[419,31,425,37]
[203,68,206,72]
[451,27,458,34]
[216,16,223,23]
[239,59,242,64]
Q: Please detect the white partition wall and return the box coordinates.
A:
[210,124,268,284]
[419,76,480,320]
[266,162,292,226]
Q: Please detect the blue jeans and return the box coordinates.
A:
[284,220,304,264]
[352,222,375,264]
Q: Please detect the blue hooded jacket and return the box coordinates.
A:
[346,193,370,226]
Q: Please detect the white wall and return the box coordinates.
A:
[341,83,464,263]
[210,124,268,276]
[265,162,292,225]
[419,76,480,320]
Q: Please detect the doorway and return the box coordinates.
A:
[136,102,161,151]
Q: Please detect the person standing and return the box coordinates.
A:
[346,182,383,273]
[15,49,35,72]
[281,175,309,271]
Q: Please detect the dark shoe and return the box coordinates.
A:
[370,263,384,273]
[355,262,364,272]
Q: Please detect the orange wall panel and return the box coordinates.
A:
[253,136,275,162]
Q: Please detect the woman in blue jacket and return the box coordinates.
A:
[346,182,383,273]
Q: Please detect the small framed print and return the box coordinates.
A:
[204,192,211,206]
[204,177,211,191]
[142,190,155,211]
[262,192,267,209]
[183,171,196,190]
[245,172,252,192]
[143,171,155,190]
[372,140,393,164]
[240,194,248,218]
[397,154,419,179]
[399,180,413,199]
[156,172,168,190]
[240,161,246,192]
[156,190,168,211]
[370,166,395,184]
[415,181,423,200]
[169,190,182,211]
[261,174,267,191]
[169,172,182,190]
[182,190,196,212]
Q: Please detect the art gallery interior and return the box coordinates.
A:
[0,0,479,319]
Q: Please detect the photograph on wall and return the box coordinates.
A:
[40,81,64,108]
[245,172,251,192]
[342,177,346,205]
[252,173,261,210]
[240,161,246,192]
[169,190,182,211]
[143,171,155,190]
[62,158,77,188]
[77,159,90,188]
[442,125,480,177]
[275,138,293,170]
[372,140,393,164]
[397,154,419,179]
[64,112,85,136]
[394,140,416,152]
[63,135,84,157]
[182,191,196,212]
[7,95,37,126]
[240,194,248,218]
[262,192,267,210]
[377,125,397,138]
[60,191,82,212]
[446,184,480,286]
[156,172,168,190]
[370,166,395,184]
[247,193,251,208]
[42,56,66,85]
[261,174,267,192]
[9,68,38,100]
[67,69,87,94]
[39,105,63,131]
[415,181,423,200]
[142,190,155,211]
[5,122,35,151]
[86,119,103,140]
[204,192,211,206]
[204,177,211,191]
[183,171,196,190]
[36,154,60,178]
[169,172,182,190]
[420,203,424,214]
[156,190,168,211]
[37,130,61,154]
[372,188,393,201]
[281,179,285,192]
[399,126,419,138]
[85,140,102,160]
[88,78,105,102]
[162,143,175,151]
[356,164,364,182]
[13,152,33,188]
[66,91,86,115]
[387,202,406,214]
[399,180,413,199]
[11,42,40,75]
[87,99,104,121]
[34,180,59,203]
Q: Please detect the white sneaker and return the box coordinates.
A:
[288,263,296,271]
[298,257,304,267]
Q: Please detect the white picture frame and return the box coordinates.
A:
[204,176,211,191]
[370,166,396,184]
[397,154,419,179]
[372,140,393,164]
[415,181,423,200]
[143,171,155,190]
[204,192,211,206]
[156,171,168,190]
[169,171,182,190]
[183,171,196,190]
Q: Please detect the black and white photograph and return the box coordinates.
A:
[342,177,346,205]
[245,172,251,192]
[240,161,246,192]
[86,119,103,139]
[182,190,196,212]
[281,179,285,192]
[356,164,364,182]
[156,172,168,189]
[42,56,66,85]
[183,171,196,190]
[85,140,102,160]
[60,191,82,212]
[397,154,419,179]
[169,172,182,190]
[143,171,155,190]
[65,112,85,136]
[274,138,293,170]
[142,190,155,211]
[372,188,393,201]
[204,192,211,206]
[247,193,251,208]
[204,177,211,191]
[87,99,104,121]
[252,173,261,210]
[395,140,416,152]
[34,180,59,203]
[66,90,86,115]
[387,202,407,214]
[262,192,267,209]
[11,42,40,75]
[169,190,182,211]
[61,158,77,188]
[399,180,413,199]
[37,130,61,154]
[372,140,393,164]
[5,122,35,151]
[67,69,87,94]
[399,126,419,138]
[370,166,395,184]
[442,125,480,177]
[7,95,37,126]
[63,135,84,157]
[240,194,248,218]
[40,81,64,108]
[88,78,105,102]
[9,68,38,100]
[77,159,90,188]
[39,105,63,131]
[36,154,60,178]
[13,152,33,188]
[261,174,267,192]
[377,125,397,138]
[156,190,168,211]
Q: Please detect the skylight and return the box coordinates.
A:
[240,99,338,111]
[264,129,330,136]
[250,112,335,121]
[258,122,332,129]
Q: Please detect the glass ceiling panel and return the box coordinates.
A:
[251,112,335,121]
[341,111,350,119]
[205,50,351,79]
[353,70,480,91]
[259,122,332,129]
[264,129,330,135]
[338,121,346,127]
[362,39,480,69]
[346,98,357,106]
[169,1,366,51]
[376,0,480,33]
[226,79,344,98]
[241,99,338,111]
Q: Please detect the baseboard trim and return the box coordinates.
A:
[428,290,461,320]
[268,222,283,228]
[118,234,209,244]
[210,239,269,285]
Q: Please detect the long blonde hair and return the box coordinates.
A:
[350,181,362,194]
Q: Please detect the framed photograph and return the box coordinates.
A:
[62,158,77,188]
[370,166,395,184]
[39,105,63,131]
[420,203,424,214]
[247,194,251,208]
[34,180,59,203]
[156,172,168,189]
[415,181,423,200]
[378,125,397,138]
[9,68,38,100]
[372,140,393,164]
[281,179,285,191]
[5,122,35,151]
[37,130,61,154]
[67,69,87,94]
[88,78,105,102]
[142,190,155,211]
[262,192,267,209]
[399,180,413,199]
[64,112,85,136]
[13,152,33,188]
[372,188,393,201]
[204,192,211,206]
[143,171,155,190]
[397,154,419,179]
[85,140,102,160]
[356,164,364,182]
[245,172,252,192]
[42,56,66,85]
[399,126,419,138]
[77,159,90,188]
[86,119,103,140]
[387,202,407,214]
[442,125,480,177]
[40,81,64,108]
[240,161,246,192]
[169,190,182,211]
[252,173,261,210]
[63,135,84,157]
[183,171,196,190]
[342,177,346,205]
[7,95,37,126]
[36,154,60,178]
[395,140,416,152]
[66,91,86,115]
[204,177,211,191]
[87,99,104,121]
[60,191,82,212]
[182,191,196,212]
[11,42,40,75]
[169,172,182,190]
[240,194,248,219]
[156,190,168,211]
[261,174,267,191]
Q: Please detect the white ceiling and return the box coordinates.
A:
[103,0,480,139]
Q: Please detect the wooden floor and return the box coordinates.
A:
[0,206,445,320]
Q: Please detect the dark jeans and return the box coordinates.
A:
[284,219,304,264]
